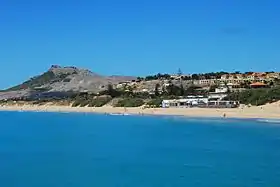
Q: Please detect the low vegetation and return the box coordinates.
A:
[71,92,112,107]
[114,98,144,107]
[141,71,233,81]
[146,98,163,107]
[224,86,280,106]
[88,96,112,107]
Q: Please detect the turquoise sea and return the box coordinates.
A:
[0,112,280,187]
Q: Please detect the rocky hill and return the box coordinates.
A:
[7,65,136,93]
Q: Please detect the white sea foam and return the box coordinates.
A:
[257,119,280,124]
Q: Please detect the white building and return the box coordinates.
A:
[193,79,218,85]
[215,87,228,93]
[162,96,208,108]
[208,87,228,101]
[208,93,228,100]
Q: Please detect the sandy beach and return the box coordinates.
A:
[0,102,280,119]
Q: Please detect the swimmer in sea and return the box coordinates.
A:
[223,113,226,118]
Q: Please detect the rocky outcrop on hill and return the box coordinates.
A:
[7,65,136,93]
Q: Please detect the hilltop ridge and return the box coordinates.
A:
[7,65,136,93]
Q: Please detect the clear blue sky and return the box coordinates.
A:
[0,0,279,89]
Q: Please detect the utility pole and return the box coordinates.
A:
[177,68,182,76]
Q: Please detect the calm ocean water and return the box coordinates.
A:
[0,112,280,187]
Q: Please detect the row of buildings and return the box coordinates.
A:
[192,72,280,86]
[115,72,280,94]
[220,72,279,81]
[162,98,239,108]
[161,87,239,108]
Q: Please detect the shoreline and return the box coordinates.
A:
[0,104,280,120]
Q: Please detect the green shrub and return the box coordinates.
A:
[146,98,163,107]
[88,97,112,107]
[115,98,144,107]
[79,100,90,107]
[225,86,280,106]
[72,100,83,107]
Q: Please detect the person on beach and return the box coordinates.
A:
[223,113,226,118]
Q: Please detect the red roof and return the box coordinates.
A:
[250,82,267,86]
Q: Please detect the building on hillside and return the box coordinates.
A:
[227,74,236,79]
[245,73,254,80]
[163,82,170,87]
[226,82,241,89]
[250,82,268,88]
[116,81,132,89]
[245,72,266,81]
[220,74,244,84]
[228,79,242,84]
[208,87,229,101]
[170,75,182,80]
[221,74,243,80]
[266,73,280,80]
[235,74,245,79]
[215,87,228,93]
[252,73,266,82]
[217,72,280,86]
[220,72,277,84]
[220,74,229,80]
[208,93,228,101]
[193,79,219,85]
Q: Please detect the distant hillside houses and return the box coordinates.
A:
[114,72,280,94]
[193,79,218,85]
[219,72,280,84]
[189,72,280,86]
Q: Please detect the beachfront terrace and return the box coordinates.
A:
[207,101,239,108]
[162,98,239,108]
[162,96,239,108]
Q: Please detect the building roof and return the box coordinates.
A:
[252,72,266,76]
[250,82,267,86]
